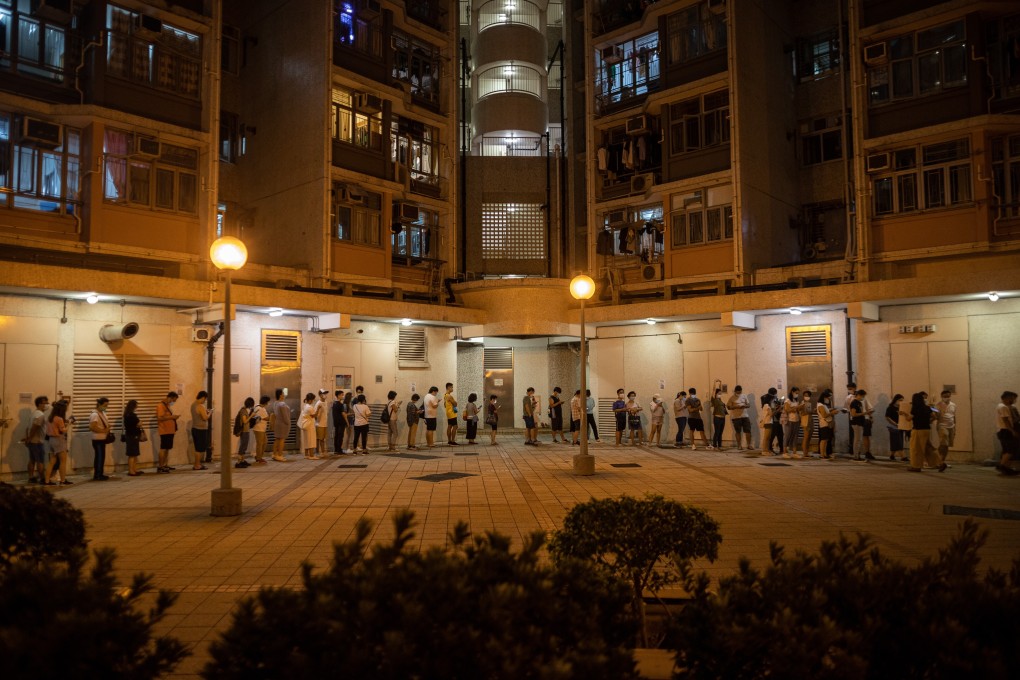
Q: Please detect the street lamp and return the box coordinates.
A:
[569,274,596,475]
[210,236,247,516]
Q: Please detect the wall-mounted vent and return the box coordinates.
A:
[262,330,301,366]
[787,326,831,361]
[483,347,513,370]
[72,354,170,433]
[398,327,428,367]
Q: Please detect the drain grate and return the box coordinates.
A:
[410,472,477,483]
[384,453,443,461]
[610,463,641,468]
[943,505,1020,521]
[337,464,368,469]
[454,452,479,456]
[759,462,791,467]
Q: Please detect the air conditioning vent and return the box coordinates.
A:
[601,46,624,64]
[358,0,381,21]
[262,330,301,366]
[21,117,63,148]
[866,152,890,173]
[135,136,161,157]
[483,347,513,370]
[31,0,73,23]
[355,93,383,114]
[396,201,419,222]
[787,327,831,361]
[863,42,887,66]
[133,14,163,38]
[631,173,655,194]
[190,328,212,342]
[398,327,428,367]
[626,114,650,136]
[641,263,663,281]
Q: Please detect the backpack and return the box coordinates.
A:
[380,404,390,424]
[232,411,244,436]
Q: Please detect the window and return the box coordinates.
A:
[221,25,240,75]
[219,111,240,163]
[391,117,439,192]
[103,128,199,214]
[599,204,663,259]
[0,0,67,81]
[669,89,729,155]
[868,20,966,106]
[796,29,839,81]
[106,5,201,98]
[481,203,545,259]
[664,1,727,66]
[391,31,441,106]
[992,135,1020,219]
[331,87,382,151]
[870,138,971,216]
[332,183,381,247]
[393,206,437,262]
[987,14,1020,101]
[669,189,732,248]
[0,112,80,215]
[801,115,843,166]
[334,2,382,57]
[475,63,543,101]
[595,31,659,112]
[477,0,541,33]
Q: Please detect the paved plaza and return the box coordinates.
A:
[43,439,1020,677]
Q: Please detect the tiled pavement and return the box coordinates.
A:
[42,439,1020,677]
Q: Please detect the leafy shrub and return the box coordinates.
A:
[548,494,722,646]
[669,520,1020,679]
[203,509,639,679]
[0,481,86,569]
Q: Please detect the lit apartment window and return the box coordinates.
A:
[669,190,732,248]
[870,138,971,216]
[597,204,663,259]
[796,29,839,82]
[475,63,543,101]
[332,183,381,247]
[391,117,439,191]
[0,112,80,215]
[481,203,545,259]
[334,2,382,57]
[991,135,1020,219]
[331,87,383,151]
[801,115,843,166]
[391,31,441,106]
[0,0,67,81]
[106,5,201,98]
[595,31,659,112]
[664,1,726,66]
[867,20,966,106]
[669,89,729,156]
[392,206,437,262]
[477,0,541,33]
[103,128,199,214]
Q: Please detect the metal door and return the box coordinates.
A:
[483,347,514,425]
[0,343,58,478]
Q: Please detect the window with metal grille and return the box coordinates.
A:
[786,326,831,362]
[398,327,429,367]
[481,203,545,260]
[483,347,513,369]
[71,354,171,432]
[262,330,300,365]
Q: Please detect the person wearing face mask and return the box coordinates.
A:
[156,391,181,473]
[89,396,113,480]
[648,394,665,447]
[782,388,801,459]
[935,390,956,466]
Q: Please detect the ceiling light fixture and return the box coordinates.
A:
[268,308,284,317]
[988,291,1000,302]
[401,318,413,326]
[789,307,803,315]
[85,293,99,304]
[646,318,656,325]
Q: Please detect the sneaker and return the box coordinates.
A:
[706,445,715,450]
[996,464,1018,476]
[234,461,250,468]
[864,452,876,461]
[449,441,460,446]
[254,459,267,465]
[61,480,74,485]
[271,456,286,462]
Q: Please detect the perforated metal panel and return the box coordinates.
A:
[786,326,831,361]
[398,327,428,366]
[262,330,301,365]
[72,354,170,432]
[483,347,513,370]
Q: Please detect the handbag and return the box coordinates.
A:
[103,433,116,445]
[139,429,148,442]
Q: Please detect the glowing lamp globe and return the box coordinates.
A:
[210,236,248,271]
[569,274,596,301]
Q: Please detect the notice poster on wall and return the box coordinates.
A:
[335,374,353,390]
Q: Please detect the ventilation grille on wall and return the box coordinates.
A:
[398,327,429,367]
[483,347,513,370]
[72,354,171,432]
[262,330,301,365]
[787,326,831,361]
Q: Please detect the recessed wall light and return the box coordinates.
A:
[85,293,99,304]
[789,307,803,315]
[401,318,413,326]
[646,318,656,325]
[268,308,284,317]
[988,291,1000,302]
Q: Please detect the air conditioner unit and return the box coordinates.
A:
[190,327,213,342]
[607,209,626,226]
[21,117,63,148]
[135,136,161,158]
[863,42,887,66]
[707,0,726,15]
[31,0,73,23]
[355,93,383,114]
[865,152,890,173]
[133,14,163,39]
[631,173,655,194]
[641,263,663,281]
[601,46,624,65]
[358,0,381,21]
[626,114,649,136]
[396,201,419,222]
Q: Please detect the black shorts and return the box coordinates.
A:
[863,420,873,437]
[523,416,536,429]
[192,428,210,453]
[688,418,705,432]
[447,417,458,427]
[998,429,1019,456]
[159,433,175,450]
[615,414,627,432]
[424,417,437,431]
[550,416,563,431]
[819,426,834,442]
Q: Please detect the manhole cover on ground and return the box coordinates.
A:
[337,464,368,469]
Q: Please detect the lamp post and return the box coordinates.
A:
[210,236,247,516]
[569,274,596,475]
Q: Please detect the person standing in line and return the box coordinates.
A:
[648,394,665,446]
[935,390,956,466]
[89,397,113,480]
[343,391,356,452]
[43,400,71,485]
[122,399,144,476]
[907,391,943,472]
[464,393,479,445]
[549,387,565,443]
[897,394,913,458]
[816,390,836,460]
[331,390,347,455]
[351,394,371,454]
[191,391,211,471]
[25,395,48,483]
[782,387,801,459]
[234,397,256,468]
[860,388,876,460]
[994,391,1019,476]
[297,393,318,460]
[672,390,688,449]
[625,391,643,445]
[760,388,781,454]
[443,383,460,446]
[385,390,401,451]
[486,394,500,445]
[686,388,711,450]
[885,394,906,461]
[849,390,867,461]
[252,396,270,464]
[570,390,583,445]
[613,388,628,445]
[727,386,753,451]
[155,391,180,474]
[406,393,422,450]
[314,389,329,457]
[758,397,775,456]
[843,382,858,455]
[422,386,440,448]
[585,389,601,443]
[270,388,291,463]
[523,387,539,445]
[798,390,814,458]
[710,388,727,450]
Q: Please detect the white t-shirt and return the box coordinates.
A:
[252,405,269,432]
[996,403,1012,431]
[353,402,371,427]
[297,403,315,430]
[727,394,748,419]
[89,409,110,440]
[424,393,439,418]
[936,400,955,428]
[817,402,834,427]
[314,398,328,427]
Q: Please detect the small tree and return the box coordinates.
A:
[669,520,1020,679]
[0,481,86,568]
[547,495,722,646]
[203,510,640,679]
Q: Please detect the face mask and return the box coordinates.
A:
[98,405,107,411]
